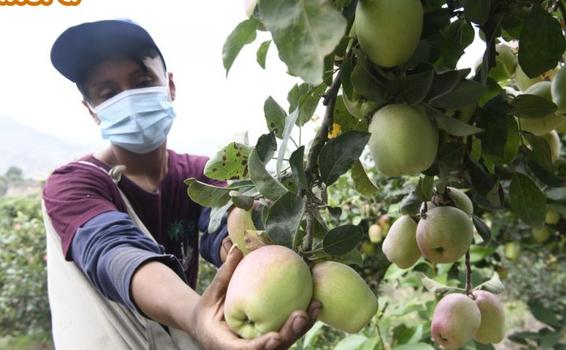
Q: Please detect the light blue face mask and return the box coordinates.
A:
[93,86,176,154]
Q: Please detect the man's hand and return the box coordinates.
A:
[188,246,321,350]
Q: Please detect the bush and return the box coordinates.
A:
[0,195,50,336]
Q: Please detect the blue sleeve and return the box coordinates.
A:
[198,207,229,268]
[71,211,186,314]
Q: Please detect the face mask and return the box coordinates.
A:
[93,85,176,154]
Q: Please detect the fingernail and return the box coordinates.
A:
[266,337,281,350]
[293,315,308,334]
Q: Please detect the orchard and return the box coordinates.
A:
[184,0,566,348]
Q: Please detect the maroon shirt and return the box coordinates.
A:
[43,149,223,286]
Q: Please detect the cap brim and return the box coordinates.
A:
[51,19,165,83]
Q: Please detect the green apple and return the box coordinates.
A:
[382,215,420,269]
[342,93,379,120]
[545,207,561,225]
[533,226,553,243]
[446,187,474,216]
[489,44,517,82]
[416,206,474,264]
[368,224,383,243]
[312,261,378,333]
[432,293,481,350]
[557,120,566,133]
[504,242,520,261]
[227,207,256,255]
[368,104,438,177]
[518,81,566,135]
[552,65,566,114]
[473,291,506,344]
[541,130,562,163]
[224,245,313,339]
[514,64,544,92]
[355,0,423,67]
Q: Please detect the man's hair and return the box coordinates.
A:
[77,46,166,103]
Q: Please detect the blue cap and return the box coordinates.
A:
[50,19,166,83]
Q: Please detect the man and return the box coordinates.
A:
[42,19,319,350]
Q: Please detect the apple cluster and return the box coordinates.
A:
[224,210,379,339]
[382,187,474,269]
[432,291,505,349]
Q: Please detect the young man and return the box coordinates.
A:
[43,19,319,350]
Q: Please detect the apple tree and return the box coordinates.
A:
[188,0,565,348]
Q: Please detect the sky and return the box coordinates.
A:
[0,1,484,157]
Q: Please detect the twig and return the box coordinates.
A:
[465,250,474,298]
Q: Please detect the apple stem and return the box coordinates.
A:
[465,250,474,298]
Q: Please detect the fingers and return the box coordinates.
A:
[307,300,322,321]
[238,331,282,350]
[202,245,243,302]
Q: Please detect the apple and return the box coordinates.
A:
[552,65,566,114]
[343,93,379,120]
[312,261,378,333]
[224,245,313,339]
[533,226,553,243]
[416,206,474,264]
[227,207,256,255]
[368,104,438,177]
[382,215,420,269]
[432,293,481,350]
[518,81,566,135]
[545,207,561,225]
[473,291,506,344]
[368,224,383,243]
[446,187,474,216]
[514,64,544,92]
[504,242,520,261]
[541,130,562,163]
[489,44,517,82]
[355,0,423,67]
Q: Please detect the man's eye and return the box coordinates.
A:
[137,78,154,87]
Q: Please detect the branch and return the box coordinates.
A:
[302,68,344,252]
[465,250,474,298]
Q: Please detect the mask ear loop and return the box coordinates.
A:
[85,100,102,125]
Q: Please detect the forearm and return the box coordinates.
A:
[131,261,200,337]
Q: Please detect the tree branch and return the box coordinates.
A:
[465,250,474,298]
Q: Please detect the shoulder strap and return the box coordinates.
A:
[73,160,156,244]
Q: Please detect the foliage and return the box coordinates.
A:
[0,195,50,337]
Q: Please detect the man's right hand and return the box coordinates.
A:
[186,246,321,350]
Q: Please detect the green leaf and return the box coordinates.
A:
[323,225,363,255]
[319,131,371,186]
[248,134,289,201]
[290,146,307,193]
[416,176,434,201]
[393,344,435,350]
[333,334,368,350]
[463,0,491,25]
[302,321,325,348]
[509,173,546,228]
[334,248,364,267]
[265,192,306,248]
[204,142,252,181]
[527,300,562,328]
[259,0,347,85]
[426,69,470,101]
[257,40,271,69]
[185,179,231,208]
[222,18,258,76]
[518,3,566,78]
[351,160,378,197]
[208,201,233,233]
[512,94,557,119]
[287,83,325,126]
[351,58,387,105]
[472,215,491,244]
[229,191,255,210]
[400,192,423,216]
[523,134,555,173]
[389,69,435,104]
[474,273,505,295]
[420,274,465,297]
[429,108,483,137]
[264,97,287,139]
[276,109,300,178]
[444,18,475,49]
[430,80,487,109]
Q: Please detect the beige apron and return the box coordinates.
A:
[42,161,203,350]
